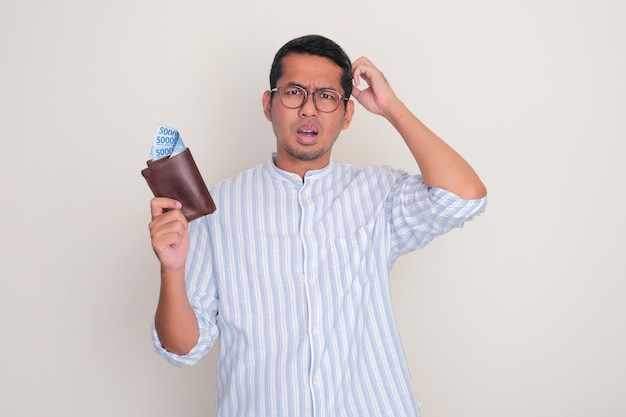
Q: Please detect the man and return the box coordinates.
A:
[148,35,487,417]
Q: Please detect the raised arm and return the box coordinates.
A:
[149,197,199,355]
[351,57,486,200]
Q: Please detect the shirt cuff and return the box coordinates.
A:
[429,187,488,219]
[151,313,217,367]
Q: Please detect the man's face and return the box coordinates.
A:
[263,53,354,175]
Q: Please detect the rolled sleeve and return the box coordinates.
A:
[151,304,219,367]
[389,174,487,256]
[429,186,488,220]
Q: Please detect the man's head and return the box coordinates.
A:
[262,35,355,176]
[269,35,353,100]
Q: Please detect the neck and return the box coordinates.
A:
[274,151,331,180]
[274,154,330,180]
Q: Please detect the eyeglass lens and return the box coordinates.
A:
[278,86,341,112]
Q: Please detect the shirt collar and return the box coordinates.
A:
[264,153,336,183]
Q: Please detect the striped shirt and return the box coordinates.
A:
[152,154,487,417]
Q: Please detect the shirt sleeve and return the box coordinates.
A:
[151,216,220,367]
[387,172,487,259]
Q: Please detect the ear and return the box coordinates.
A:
[341,99,355,130]
[262,90,272,121]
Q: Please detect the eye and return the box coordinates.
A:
[316,90,339,102]
[283,86,305,96]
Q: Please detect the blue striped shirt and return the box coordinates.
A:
[152,154,487,417]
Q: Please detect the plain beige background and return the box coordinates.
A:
[1,0,624,416]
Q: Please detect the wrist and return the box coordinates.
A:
[381,98,409,124]
[161,265,186,282]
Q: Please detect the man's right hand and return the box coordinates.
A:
[149,197,190,273]
[150,197,199,355]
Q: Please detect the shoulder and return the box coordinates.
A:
[335,161,409,186]
[328,162,419,205]
[209,162,266,193]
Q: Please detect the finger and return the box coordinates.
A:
[352,56,371,67]
[352,67,361,87]
[149,207,187,234]
[152,227,186,252]
[353,68,368,89]
[150,197,182,219]
[150,214,187,247]
[352,57,367,87]
[353,68,376,92]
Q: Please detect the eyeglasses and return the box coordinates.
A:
[270,85,349,113]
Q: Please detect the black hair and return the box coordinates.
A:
[269,34,353,99]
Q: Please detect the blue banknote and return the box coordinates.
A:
[151,125,186,161]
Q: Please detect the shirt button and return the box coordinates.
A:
[304,233,312,239]
[313,378,320,385]
[312,328,319,335]
[301,191,308,198]
[309,278,316,286]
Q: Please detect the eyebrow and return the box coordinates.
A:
[286,82,340,92]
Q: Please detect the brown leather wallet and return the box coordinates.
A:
[141,148,216,221]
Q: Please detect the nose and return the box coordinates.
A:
[299,92,318,117]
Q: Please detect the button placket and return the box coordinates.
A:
[298,180,324,401]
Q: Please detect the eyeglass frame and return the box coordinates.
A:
[270,84,350,113]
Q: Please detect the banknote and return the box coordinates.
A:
[150,125,186,161]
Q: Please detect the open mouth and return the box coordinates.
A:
[296,124,319,144]
[298,129,318,137]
